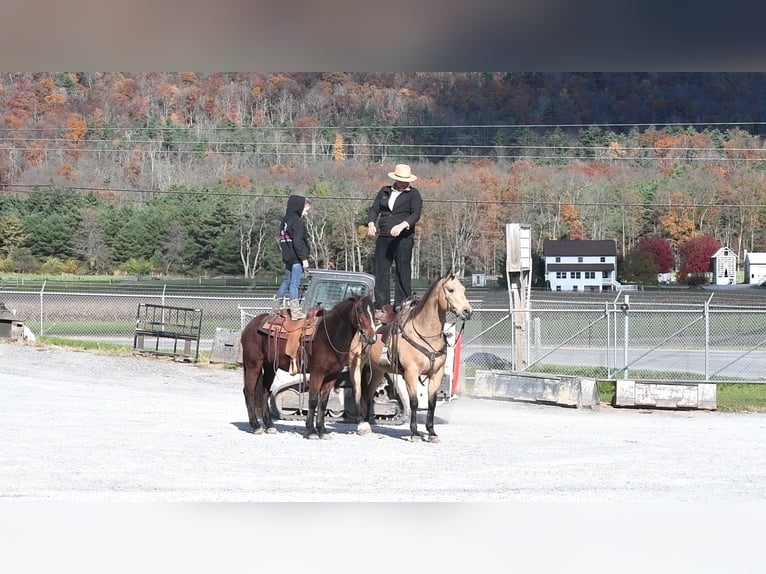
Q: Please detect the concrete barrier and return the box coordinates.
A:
[471,370,600,408]
[615,380,717,410]
[209,328,242,364]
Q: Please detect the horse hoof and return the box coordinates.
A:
[411,434,423,442]
[428,435,441,444]
[265,427,277,434]
[320,434,332,440]
[251,427,264,435]
[306,433,320,440]
[356,422,372,435]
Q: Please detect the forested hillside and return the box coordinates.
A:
[1,72,765,284]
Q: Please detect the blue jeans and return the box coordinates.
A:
[275,263,304,300]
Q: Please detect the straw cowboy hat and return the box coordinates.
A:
[388,164,418,182]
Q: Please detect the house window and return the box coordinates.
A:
[556,272,566,279]
[585,271,595,279]
[602,271,609,278]
[556,285,561,291]
[578,256,583,262]
[600,257,606,262]
[555,257,561,262]
[572,285,578,291]
[571,271,581,279]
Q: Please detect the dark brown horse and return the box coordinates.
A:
[349,274,472,442]
[241,293,377,439]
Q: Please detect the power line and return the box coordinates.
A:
[5,183,766,209]
[1,121,765,131]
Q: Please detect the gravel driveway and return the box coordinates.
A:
[1,340,765,503]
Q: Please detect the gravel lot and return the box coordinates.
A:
[2,339,765,503]
[2,339,764,573]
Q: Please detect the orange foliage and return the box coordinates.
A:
[180,72,198,86]
[4,114,23,129]
[333,133,346,161]
[66,114,87,141]
[607,141,626,157]
[57,164,73,179]
[45,92,67,105]
[123,162,141,184]
[35,78,55,104]
[560,202,587,238]
[272,164,289,174]
[658,192,696,242]
[24,141,46,165]
[469,158,493,169]
[221,175,251,188]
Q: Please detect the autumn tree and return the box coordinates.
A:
[620,250,657,285]
[636,237,675,273]
[560,202,587,240]
[0,214,25,257]
[658,191,696,243]
[677,234,720,284]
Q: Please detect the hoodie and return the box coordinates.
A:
[278,194,310,266]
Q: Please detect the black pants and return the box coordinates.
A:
[373,234,413,310]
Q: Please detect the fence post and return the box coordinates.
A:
[39,280,46,336]
[622,294,630,378]
[704,297,710,381]
[606,302,613,379]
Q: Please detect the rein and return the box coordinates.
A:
[322,300,369,356]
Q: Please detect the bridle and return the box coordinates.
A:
[322,297,375,355]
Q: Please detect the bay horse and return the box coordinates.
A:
[240,293,377,439]
[349,273,472,442]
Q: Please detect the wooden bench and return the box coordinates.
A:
[133,303,203,362]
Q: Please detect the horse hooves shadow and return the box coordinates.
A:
[230,421,300,436]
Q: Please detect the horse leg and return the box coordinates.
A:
[404,372,422,441]
[316,380,333,440]
[243,363,263,434]
[424,371,446,443]
[349,351,372,435]
[305,378,321,440]
[258,365,277,434]
[424,390,440,443]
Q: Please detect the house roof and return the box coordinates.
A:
[746,252,766,264]
[712,246,738,258]
[543,239,616,257]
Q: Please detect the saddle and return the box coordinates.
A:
[374,300,417,345]
[374,304,398,345]
[258,306,324,374]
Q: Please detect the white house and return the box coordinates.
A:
[744,250,766,285]
[710,246,737,285]
[544,239,617,292]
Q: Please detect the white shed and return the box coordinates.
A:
[471,272,487,287]
[711,246,737,285]
[744,251,766,285]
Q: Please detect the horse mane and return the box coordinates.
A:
[325,293,359,314]
[321,293,365,324]
[408,273,453,321]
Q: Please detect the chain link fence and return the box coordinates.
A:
[3,285,766,385]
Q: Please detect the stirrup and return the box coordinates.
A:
[379,346,391,366]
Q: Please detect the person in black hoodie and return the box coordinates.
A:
[367,164,422,314]
[273,194,311,319]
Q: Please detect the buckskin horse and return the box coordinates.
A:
[240,293,377,439]
[349,273,472,442]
